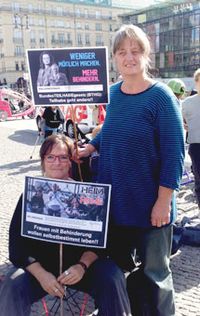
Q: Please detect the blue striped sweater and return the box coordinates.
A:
[91,81,185,227]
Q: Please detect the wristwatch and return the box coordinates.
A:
[78,261,88,272]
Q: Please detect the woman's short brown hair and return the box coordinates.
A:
[40,134,74,172]
[112,24,151,74]
[112,24,151,57]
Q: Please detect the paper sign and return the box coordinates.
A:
[21,176,111,248]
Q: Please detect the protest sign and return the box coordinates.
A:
[21,176,111,248]
[26,47,109,106]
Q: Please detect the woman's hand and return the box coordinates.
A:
[37,270,65,298]
[26,262,64,298]
[151,186,173,227]
[57,264,85,286]
[151,198,171,227]
[72,144,95,162]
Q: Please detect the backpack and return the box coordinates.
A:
[181,217,200,247]
[172,216,200,253]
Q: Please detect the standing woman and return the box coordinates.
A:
[77,24,185,316]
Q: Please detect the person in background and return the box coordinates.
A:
[49,63,68,86]
[46,183,63,216]
[75,24,185,316]
[190,89,197,96]
[182,68,200,212]
[37,51,54,86]
[167,78,186,103]
[30,188,44,214]
[0,134,132,316]
[167,78,187,140]
[42,106,64,139]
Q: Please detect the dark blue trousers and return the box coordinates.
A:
[0,258,131,316]
[189,143,200,207]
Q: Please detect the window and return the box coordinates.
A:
[12,2,20,13]
[38,3,43,14]
[39,31,45,46]
[15,62,19,71]
[77,22,82,29]
[66,22,71,28]
[57,7,63,16]
[57,20,64,28]
[30,30,36,43]
[28,4,33,13]
[95,23,102,31]
[85,34,90,45]
[96,11,101,19]
[13,29,22,39]
[58,33,65,44]
[30,17,36,26]
[50,19,55,28]
[77,33,83,45]
[67,33,71,42]
[38,18,45,26]
[84,9,88,18]
[96,34,103,45]
[75,8,81,18]
[13,29,23,44]
[13,14,21,28]
[21,61,25,71]
[25,15,29,29]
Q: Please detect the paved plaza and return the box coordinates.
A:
[0,118,199,315]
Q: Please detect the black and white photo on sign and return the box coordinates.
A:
[21,176,111,248]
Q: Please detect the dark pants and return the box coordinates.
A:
[0,259,131,316]
[44,130,53,139]
[108,225,175,316]
[47,207,61,217]
[189,143,200,207]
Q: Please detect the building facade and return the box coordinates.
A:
[0,0,131,87]
[120,0,200,80]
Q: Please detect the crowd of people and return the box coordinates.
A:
[0,23,200,316]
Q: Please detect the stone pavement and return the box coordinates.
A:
[0,119,200,316]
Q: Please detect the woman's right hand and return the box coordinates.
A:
[73,144,95,162]
[26,262,64,298]
[37,270,65,298]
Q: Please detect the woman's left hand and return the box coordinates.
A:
[151,198,171,227]
[57,264,85,285]
[151,186,173,227]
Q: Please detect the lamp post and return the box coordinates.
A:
[14,14,29,93]
[73,3,77,45]
[14,14,29,71]
[43,0,48,46]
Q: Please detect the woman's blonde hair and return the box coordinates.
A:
[194,68,200,82]
[112,24,151,70]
